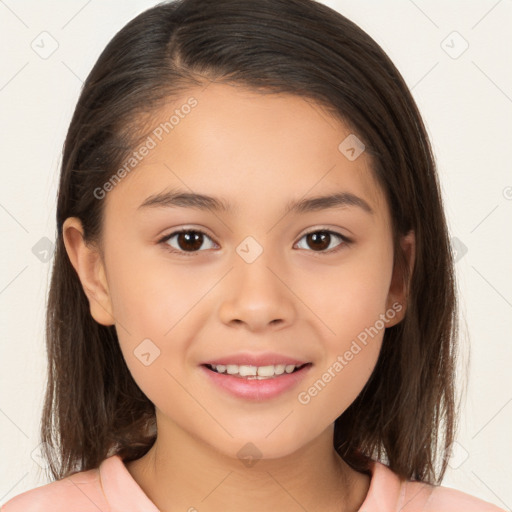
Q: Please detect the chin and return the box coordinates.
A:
[210,429,313,464]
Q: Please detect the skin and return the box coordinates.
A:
[63,83,414,512]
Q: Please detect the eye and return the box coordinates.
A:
[295,229,351,254]
[159,227,351,256]
[159,228,218,255]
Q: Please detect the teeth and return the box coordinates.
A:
[274,364,286,375]
[209,363,303,378]
[239,365,257,377]
[257,365,275,377]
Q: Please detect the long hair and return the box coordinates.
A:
[41,0,458,484]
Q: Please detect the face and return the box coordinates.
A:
[65,83,410,461]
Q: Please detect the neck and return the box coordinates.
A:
[125,419,370,512]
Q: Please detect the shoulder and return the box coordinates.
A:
[364,460,506,512]
[401,475,506,512]
[0,465,108,512]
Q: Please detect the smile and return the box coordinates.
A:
[205,363,308,379]
[201,362,313,400]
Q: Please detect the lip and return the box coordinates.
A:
[200,362,313,401]
[202,352,309,367]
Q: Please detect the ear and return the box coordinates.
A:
[62,217,115,326]
[385,230,415,327]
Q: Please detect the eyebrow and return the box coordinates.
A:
[138,188,374,215]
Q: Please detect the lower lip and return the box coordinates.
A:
[200,364,312,401]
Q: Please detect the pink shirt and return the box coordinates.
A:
[1,454,505,511]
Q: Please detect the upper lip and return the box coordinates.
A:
[202,352,310,367]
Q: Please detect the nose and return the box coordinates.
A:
[217,250,296,332]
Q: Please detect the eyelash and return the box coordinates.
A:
[158,227,352,257]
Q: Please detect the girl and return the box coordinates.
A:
[1,0,506,510]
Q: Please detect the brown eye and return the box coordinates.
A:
[296,230,349,253]
[162,229,216,253]
[306,231,330,251]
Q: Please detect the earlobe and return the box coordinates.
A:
[385,230,415,327]
[62,217,115,326]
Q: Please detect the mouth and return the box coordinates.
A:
[200,362,313,401]
[203,362,311,379]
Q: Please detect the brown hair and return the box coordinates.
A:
[41,0,458,485]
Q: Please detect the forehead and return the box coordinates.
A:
[105,83,388,221]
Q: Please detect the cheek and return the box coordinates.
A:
[104,244,220,408]
[105,238,209,338]
[293,242,392,418]
[296,334,382,436]
[304,243,393,340]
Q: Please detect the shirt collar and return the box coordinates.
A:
[357,460,404,511]
[99,454,160,512]
[99,454,403,512]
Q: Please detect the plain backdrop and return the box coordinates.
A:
[1,0,511,509]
